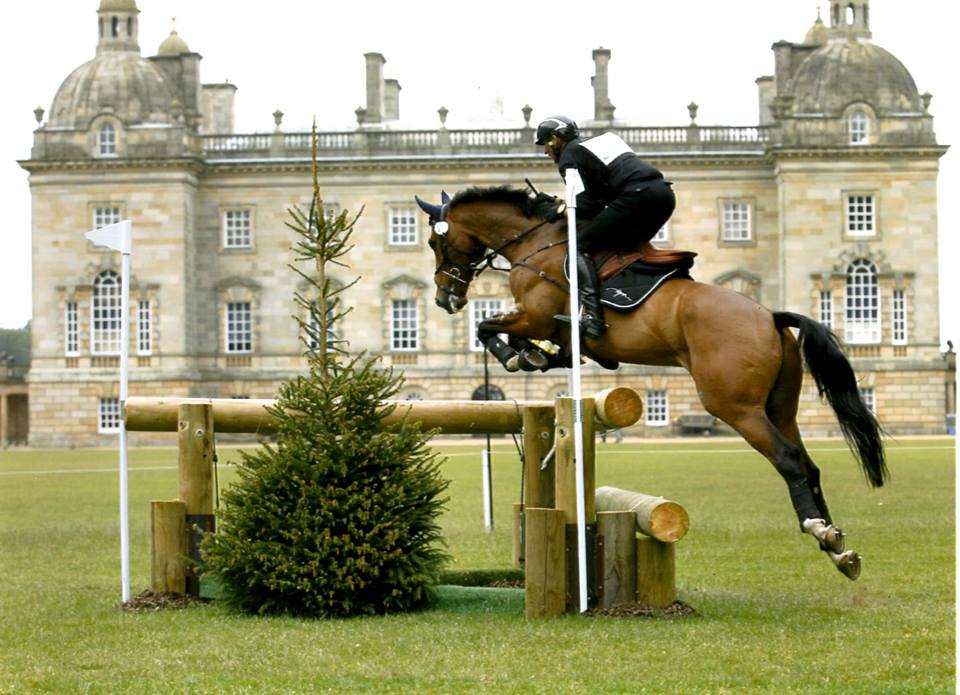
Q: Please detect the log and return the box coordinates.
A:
[151,500,187,594]
[636,536,675,608]
[598,511,637,608]
[124,386,644,435]
[595,486,689,543]
[524,507,566,618]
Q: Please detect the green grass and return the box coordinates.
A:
[0,437,954,693]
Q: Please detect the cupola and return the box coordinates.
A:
[97,0,140,55]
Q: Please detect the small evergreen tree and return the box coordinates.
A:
[200,124,449,617]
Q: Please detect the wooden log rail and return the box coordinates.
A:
[124,386,643,435]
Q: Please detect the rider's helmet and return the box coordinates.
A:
[534,115,580,145]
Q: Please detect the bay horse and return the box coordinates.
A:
[415,186,887,580]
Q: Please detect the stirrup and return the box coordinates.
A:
[553,313,607,339]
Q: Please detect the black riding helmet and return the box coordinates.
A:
[534,115,580,145]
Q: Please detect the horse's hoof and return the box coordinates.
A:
[820,525,845,554]
[830,550,862,580]
[518,349,549,371]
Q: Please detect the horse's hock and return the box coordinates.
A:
[126,386,689,617]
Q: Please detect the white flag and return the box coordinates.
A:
[85,220,132,254]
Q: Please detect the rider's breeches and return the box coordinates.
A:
[576,179,676,252]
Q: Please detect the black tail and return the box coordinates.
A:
[774,311,888,488]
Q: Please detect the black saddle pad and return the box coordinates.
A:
[599,258,693,311]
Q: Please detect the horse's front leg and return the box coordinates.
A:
[477,306,559,372]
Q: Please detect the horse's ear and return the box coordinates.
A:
[441,190,451,205]
[414,195,441,220]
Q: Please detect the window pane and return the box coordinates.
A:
[91,271,121,354]
[645,390,669,426]
[225,302,252,353]
[65,301,79,356]
[846,195,875,236]
[391,299,418,350]
[98,124,116,155]
[844,259,880,343]
[137,300,151,355]
[892,289,907,345]
[722,203,751,241]
[389,206,417,245]
[224,210,252,248]
[98,397,121,433]
[848,112,868,144]
[818,290,833,329]
[94,207,121,229]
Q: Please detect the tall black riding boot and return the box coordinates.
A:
[576,253,606,339]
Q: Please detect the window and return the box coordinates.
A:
[645,390,668,426]
[98,124,116,156]
[65,301,79,356]
[137,300,152,355]
[225,302,252,353]
[98,398,121,433]
[469,299,506,351]
[388,206,417,246]
[848,111,869,145]
[846,195,875,237]
[859,387,876,414]
[892,289,907,345]
[223,210,253,248]
[391,299,418,350]
[652,222,669,244]
[819,290,834,329]
[94,207,121,229]
[844,259,880,344]
[721,202,751,242]
[91,271,122,355]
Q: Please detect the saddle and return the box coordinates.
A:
[594,242,697,284]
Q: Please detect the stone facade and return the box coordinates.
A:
[17,0,953,447]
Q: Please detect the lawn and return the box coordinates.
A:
[0,436,954,693]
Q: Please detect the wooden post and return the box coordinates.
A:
[512,502,524,569]
[178,403,216,596]
[524,507,566,617]
[151,500,187,594]
[595,486,689,543]
[522,406,555,510]
[636,535,676,608]
[598,511,636,608]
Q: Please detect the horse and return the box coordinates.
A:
[415,185,887,580]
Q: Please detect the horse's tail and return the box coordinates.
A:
[773,311,888,488]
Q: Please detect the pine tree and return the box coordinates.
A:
[200,124,449,617]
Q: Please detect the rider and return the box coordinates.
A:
[535,115,675,339]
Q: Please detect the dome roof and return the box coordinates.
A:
[48,51,175,129]
[791,38,922,116]
[158,29,189,56]
[803,16,828,45]
[98,0,138,11]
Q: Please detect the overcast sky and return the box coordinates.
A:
[2,0,955,347]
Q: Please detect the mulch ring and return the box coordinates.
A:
[585,600,699,618]
[121,590,212,613]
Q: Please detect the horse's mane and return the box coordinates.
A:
[449,186,554,219]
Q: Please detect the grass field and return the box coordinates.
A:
[0,436,954,693]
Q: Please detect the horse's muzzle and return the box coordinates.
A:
[437,292,467,314]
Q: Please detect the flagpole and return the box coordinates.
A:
[564,170,589,613]
[85,220,132,603]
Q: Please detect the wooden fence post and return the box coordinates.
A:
[178,403,216,597]
[151,500,187,594]
[636,536,676,608]
[598,510,636,608]
[524,507,566,617]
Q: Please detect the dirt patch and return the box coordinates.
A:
[121,590,212,613]
[585,600,699,618]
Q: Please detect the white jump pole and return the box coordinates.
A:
[564,170,589,613]
[85,220,133,603]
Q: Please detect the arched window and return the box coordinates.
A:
[844,259,880,343]
[472,385,505,401]
[98,123,116,156]
[92,271,122,354]
[111,16,118,37]
[848,110,869,145]
[126,17,133,37]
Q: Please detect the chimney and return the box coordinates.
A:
[384,78,401,121]
[591,47,616,122]
[363,52,386,124]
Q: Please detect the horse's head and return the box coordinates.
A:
[415,192,485,314]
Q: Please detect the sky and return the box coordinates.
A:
[1,0,955,348]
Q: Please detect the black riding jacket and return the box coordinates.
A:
[556,133,664,218]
